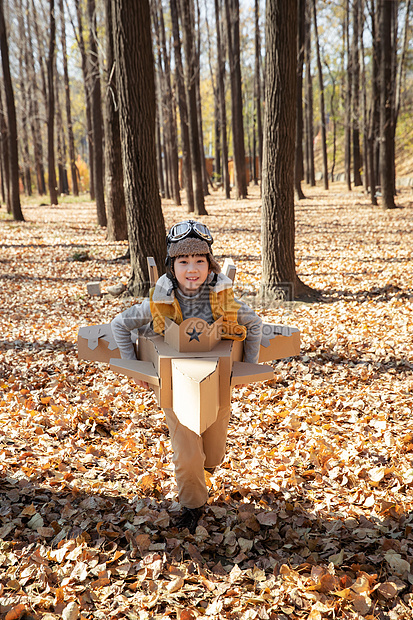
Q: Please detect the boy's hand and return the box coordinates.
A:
[135,379,150,389]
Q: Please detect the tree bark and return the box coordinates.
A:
[87,0,106,226]
[0,0,24,220]
[59,0,78,196]
[0,85,11,212]
[46,0,58,206]
[303,0,315,186]
[295,0,305,199]
[194,0,210,196]
[112,0,166,295]
[262,0,315,300]
[55,59,68,195]
[379,0,396,208]
[351,0,362,186]
[214,0,230,198]
[344,0,352,191]
[155,0,181,205]
[368,0,379,205]
[179,0,207,214]
[74,0,95,199]
[254,0,263,185]
[225,0,247,199]
[26,0,45,195]
[312,0,328,190]
[46,0,58,205]
[171,0,194,211]
[17,0,32,196]
[104,0,128,241]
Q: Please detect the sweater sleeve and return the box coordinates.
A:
[236,299,262,364]
[110,299,152,360]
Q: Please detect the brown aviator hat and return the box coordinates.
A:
[166,221,221,274]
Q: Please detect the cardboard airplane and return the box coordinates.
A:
[78,258,300,435]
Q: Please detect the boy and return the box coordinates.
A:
[111,220,262,532]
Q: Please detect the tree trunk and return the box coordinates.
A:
[254,0,263,185]
[352,0,362,186]
[225,0,247,199]
[194,0,210,196]
[394,0,410,124]
[55,61,68,195]
[304,0,315,186]
[31,0,48,116]
[75,0,95,199]
[47,0,58,206]
[295,0,305,198]
[0,86,11,212]
[26,0,46,195]
[155,98,165,198]
[171,0,194,211]
[104,0,127,241]
[344,0,352,191]
[156,0,181,205]
[87,0,107,226]
[17,3,32,196]
[368,0,379,205]
[59,0,78,196]
[112,0,166,295]
[0,0,24,220]
[204,3,220,186]
[312,0,328,190]
[360,0,369,193]
[214,0,230,199]
[262,0,315,300]
[379,0,395,208]
[179,0,207,215]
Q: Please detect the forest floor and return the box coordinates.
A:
[0,184,412,620]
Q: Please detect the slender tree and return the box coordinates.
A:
[0,79,11,212]
[344,0,352,191]
[17,0,32,195]
[254,0,263,184]
[351,0,362,186]
[295,0,305,199]
[368,0,379,205]
[154,0,181,205]
[171,0,194,211]
[179,0,207,215]
[379,0,396,208]
[46,0,58,205]
[87,0,106,226]
[225,0,247,198]
[104,0,127,241]
[312,0,328,190]
[26,0,46,195]
[262,0,315,300]
[74,0,95,199]
[112,0,166,295]
[59,0,78,196]
[194,0,210,195]
[303,0,315,186]
[0,0,24,219]
[214,0,230,198]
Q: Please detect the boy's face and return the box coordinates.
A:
[174,254,210,295]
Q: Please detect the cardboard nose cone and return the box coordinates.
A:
[171,357,220,435]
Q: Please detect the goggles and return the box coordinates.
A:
[167,220,213,245]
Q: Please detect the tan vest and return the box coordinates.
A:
[149,285,247,341]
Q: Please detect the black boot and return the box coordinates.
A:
[174,506,204,534]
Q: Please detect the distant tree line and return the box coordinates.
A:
[0,0,411,293]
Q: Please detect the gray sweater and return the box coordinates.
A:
[111,273,262,364]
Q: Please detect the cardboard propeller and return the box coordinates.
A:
[77,258,300,435]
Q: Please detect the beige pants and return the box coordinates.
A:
[163,406,231,509]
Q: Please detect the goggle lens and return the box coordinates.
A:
[168,221,213,243]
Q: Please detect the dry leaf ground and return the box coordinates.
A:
[0,184,412,620]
